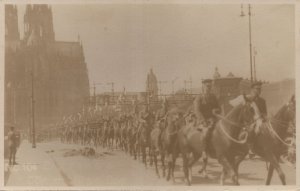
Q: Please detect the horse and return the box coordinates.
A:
[251,95,295,185]
[176,117,209,185]
[207,95,259,185]
[160,107,186,182]
[150,119,166,178]
[137,120,152,167]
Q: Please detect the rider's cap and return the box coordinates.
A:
[202,79,212,84]
[251,81,262,88]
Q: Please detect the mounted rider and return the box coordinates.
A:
[193,79,221,171]
[193,79,221,129]
[246,81,267,135]
[155,97,169,125]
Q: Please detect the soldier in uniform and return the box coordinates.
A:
[155,97,169,122]
[193,79,220,173]
[246,81,267,133]
[246,81,267,157]
[7,126,18,165]
[194,79,221,128]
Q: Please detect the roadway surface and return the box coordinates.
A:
[4,140,296,187]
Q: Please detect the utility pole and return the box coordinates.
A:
[107,82,114,104]
[253,47,257,81]
[158,80,168,96]
[31,65,36,148]
[92,82,103,108]
[171,77,179,95]
[184,79,192,94]
[240,4,254,82]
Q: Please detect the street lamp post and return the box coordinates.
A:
[107,82,115,104]
[91,82,104,108]
[253,47,257,81]
[184,79,192,94]
[171,77,179,95]
[31,68,36,148]
[241,4,254,82]
[158,80,168,96]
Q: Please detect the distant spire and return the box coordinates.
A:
[214,67,221,79]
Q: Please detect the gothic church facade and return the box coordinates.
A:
[5,5,90,129]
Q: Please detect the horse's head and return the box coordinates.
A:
[228,94,258,128]
[275,94,296,126]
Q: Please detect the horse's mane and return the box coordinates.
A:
[274,104,288,120]
[225,103,244,121]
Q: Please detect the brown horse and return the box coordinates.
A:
[207,95,259,185]
[137,120,152,167]
[150,119,166,178]
[161,107,186,182]
[252,95,295,185]
[176,119,209,185]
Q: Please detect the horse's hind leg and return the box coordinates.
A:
[218,156,235,185]
[161,152,166,177]
[198,151,208,177]
[153,150,160,178]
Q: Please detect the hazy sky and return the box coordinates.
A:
[17,4,295,94]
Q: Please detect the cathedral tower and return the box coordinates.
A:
[5,5,20,41]
[24,4,55,43]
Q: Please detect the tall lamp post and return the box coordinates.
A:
[31,59,36,148]
[171,77,179,95]
[158,80,168,97]
[107,82,115,104]
[240,4,254,82]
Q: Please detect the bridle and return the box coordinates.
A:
[212,103,259,144]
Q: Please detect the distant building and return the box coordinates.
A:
[191,68,295,114]
[5,5,90,129]
[146,68,159,100]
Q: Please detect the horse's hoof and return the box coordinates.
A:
[166,176,170,181]
[185,180,190,186]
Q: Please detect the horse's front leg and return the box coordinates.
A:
[182,153,191,186]
[198,150,208,176]
[218,155,236,185]
[266,164,274,185]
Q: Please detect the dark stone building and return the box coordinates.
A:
[5,5,90,130]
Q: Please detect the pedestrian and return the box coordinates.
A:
[7,126,18,165]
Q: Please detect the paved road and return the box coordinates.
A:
[5,140,296,186]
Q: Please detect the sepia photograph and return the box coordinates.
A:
[2,1,297,189]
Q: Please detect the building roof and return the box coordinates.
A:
[51,41,83,57]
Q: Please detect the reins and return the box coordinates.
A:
[213,112,257,145]
[219,120,248,144]
[266,120,294,147]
